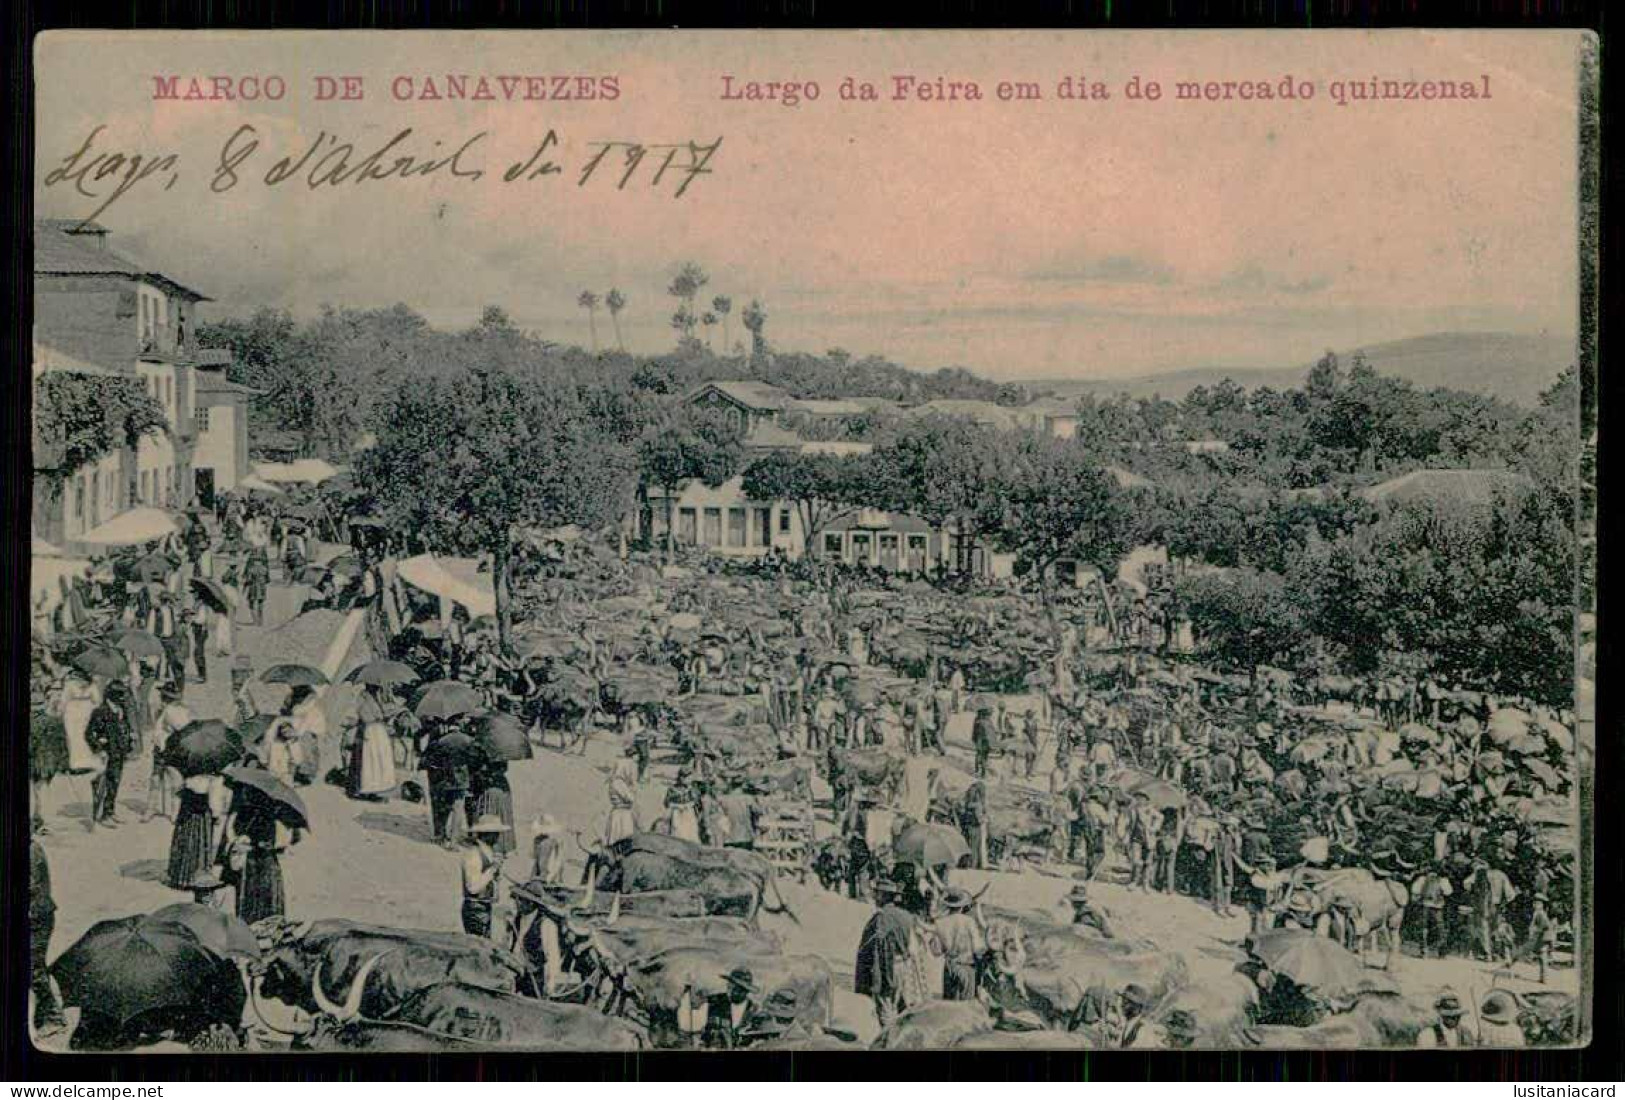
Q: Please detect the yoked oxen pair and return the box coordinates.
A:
[248,919,641,1050]
[1279,867,1410,968]
[540,904,832,1047]
[585,833,799,925]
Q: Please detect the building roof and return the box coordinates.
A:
[743,420,806,450]
[793,398,870,417]
[688,380,793,412]
[902,399,1025,430]
[800,440,874,457]
[32,337,122,378]
[1023,397,1079,417]
[35,219,211,302]
[194,371,260,398]
[1357,468,1533,506]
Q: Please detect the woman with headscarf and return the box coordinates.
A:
[347,683,397,800]
[60,668,102,777]
[221,781,299,925]
[604,763,639,847]
[166,765,223,891]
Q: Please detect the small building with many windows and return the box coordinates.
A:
[191,351,256,506]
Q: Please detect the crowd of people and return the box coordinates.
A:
[28,478,1580,1049]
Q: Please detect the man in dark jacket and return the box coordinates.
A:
[85,681,136,826]
[854,878,927,1028]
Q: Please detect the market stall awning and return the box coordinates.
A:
[396,553,497,618]
[252,459,341,485]
[77,507,179,547]
[31,554,92,613]
[236,473,285,495]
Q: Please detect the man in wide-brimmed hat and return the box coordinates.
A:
[701,966,757,1050]
[854,877,928,1028]
[1416,989,1472,1048]
[1477,989,1525,1047]
[460,814,511,939]
[934,886,986,1002]
[1066,881,1114,939]
[1115,983,1154,1047]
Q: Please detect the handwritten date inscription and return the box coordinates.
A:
[44,125,722,224]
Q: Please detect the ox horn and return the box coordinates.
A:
[581,871,596,911]
[607,893,620,926]
[311,952,385,1023]
[247,974,306,1039]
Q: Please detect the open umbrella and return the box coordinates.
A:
[143,903,260,961]
[236,714,280,749]
[130,553,174,584]
[892,822,971,868]
[111,629,167,661]
[224,765,310,829]
[165,720,244,777]
[469,712,532,762]
[420,730,480,770]
[190,576,235,614]
[260,663,329,688]
[348,660,420,688]
[413,680,485,721]
[51,916,236,1027]
[72,646,129,680]
[1247,929,1397,1001]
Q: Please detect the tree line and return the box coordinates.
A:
[198,287,1585,708]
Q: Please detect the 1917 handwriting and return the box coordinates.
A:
[42,125,722,224]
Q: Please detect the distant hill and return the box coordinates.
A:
[1024,332,1575,408]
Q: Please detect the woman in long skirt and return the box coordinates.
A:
[350,721,397,799]
[468,759,515,856]
[348,686,396,799]
[166,775,216,889]
[60,671,102,776]
[227,792,293,925]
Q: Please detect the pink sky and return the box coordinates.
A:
[35,30,1585,380]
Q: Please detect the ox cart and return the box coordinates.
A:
[751,798,816,885]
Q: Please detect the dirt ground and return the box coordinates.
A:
[32,573,1577,1051]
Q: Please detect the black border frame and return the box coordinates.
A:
[3,0,1617,1082]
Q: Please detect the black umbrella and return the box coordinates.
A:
[413,680,485,721]
[72,646,129,679]
[224,765,310,829]
[165,720,244,777]
[144,904,260,961]
[420,731,480,770]
[190,577,234,614]
[51,916,233,1027]
[112,628,167,660]
[348,660,420,688]
[260,663,329,688]
[469,711,532,762]
[131,553,174,584]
